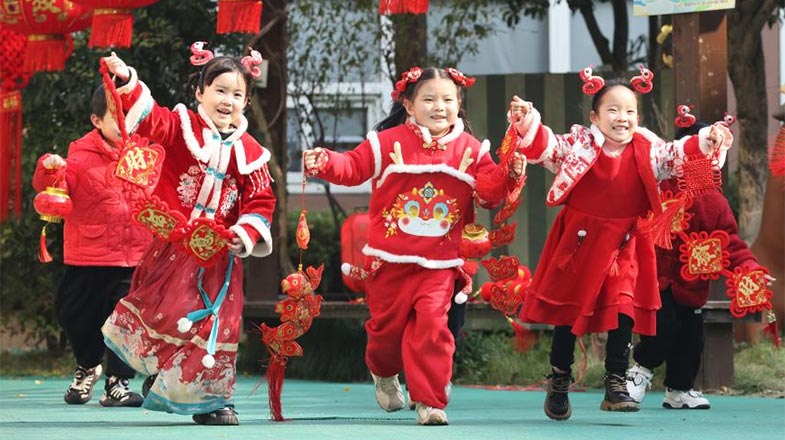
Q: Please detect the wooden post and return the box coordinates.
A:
[672,10,734,390]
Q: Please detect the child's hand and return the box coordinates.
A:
[765,274,776,287]
[103,51,130,82]
[303,148,328,174]
[509,152,527,180]
[510,95,532,136]
[228,236,244,255]
[43,154,66,170]
[707,123,732,152]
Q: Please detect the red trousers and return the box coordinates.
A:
[364,263,455,409]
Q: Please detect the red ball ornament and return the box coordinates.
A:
[33,182,73,263]
[460,223,491,259]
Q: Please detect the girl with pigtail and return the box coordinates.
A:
[100,44,275,425]
[509,66,734,421]
[303,67,526,425]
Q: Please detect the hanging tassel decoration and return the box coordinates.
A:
[89,9,134,48]
[636,194,685,249]
[24,34,74,73]
[38,224,53,263]
[217,0,263,34]
[379,0,429,14]
[555,229,587,271]
[0,90,24,222]
[509,318,536,353]
[266,353,287,421]
[763,311,781,348]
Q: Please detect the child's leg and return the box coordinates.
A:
[550,325,577,373]
[544,325,575,420]
[102,272,137,379]
[364,265,411,377]
[601,314,638,412]
[664,305,705,391]
[402,268,455,410]
[633,286,678,371]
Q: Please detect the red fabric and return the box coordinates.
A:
[656,179,760,308]
[519,142,662,337]
[32,131,154,266]
[216,0,262,34]
[317,124,506,268]
[364,263,455,409]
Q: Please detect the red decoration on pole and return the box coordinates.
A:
[0,26,31,222]
[379,0,428,14]
[0,0,92,72]
[216,0,262,34]
[70,1,159,48]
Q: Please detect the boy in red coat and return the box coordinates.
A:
[32,85,152,407]
[626,121,769,409]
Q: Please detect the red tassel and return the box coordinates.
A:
[609,254,620,276]
[217,0,263,34]
[88,9,134,49]
[475,165,510,205]
[636,195,685,249]
[39,225,53,264]
[510,319,536,353]
[379,0,429,14]
[266,354,287,421]
[763,311,781,348]
[24,35,73,73]
[0,90,23,222]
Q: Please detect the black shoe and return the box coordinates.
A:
[192,407,239,425]
[99,376,144,407]
[64,364,103,405]
[600,372,639,412]
[544,370,572,421]
[141,374,156,398]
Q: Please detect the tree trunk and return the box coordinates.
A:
[391,13,427,76]
[727,1,776,243]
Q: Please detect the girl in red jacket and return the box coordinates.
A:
[100,48,276,425]
[626,121,772,410]
[303,67,525,425]
[32,85,151,408]
[509,68,733,421]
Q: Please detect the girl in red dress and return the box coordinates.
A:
[509,69,733,421]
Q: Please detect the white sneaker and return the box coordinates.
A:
[407,382,452,410]
[415,403,448,425]
[626,364,653,403]
[662,388,711,409]
[371,372,405,412]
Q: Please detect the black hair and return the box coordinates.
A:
[675,120,710,139]
[374,67,473,134]
[590,79,637,112]
[91,85,108,117]
[187,55,253,98]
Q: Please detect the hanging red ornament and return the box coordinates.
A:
[459,223,491,259]
[70,1,159,48]
[216,0,262,34]
[295,209,310,250]
[33,173,73,263]
[0,0,92,72]
[379,0,428,15]
[0,26,31,223]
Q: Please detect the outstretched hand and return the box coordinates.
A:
[103,51,130,82]
[707,123,732,153]
[43,154,67,170]
[303,147,328,173]
[509,95,533,136]
[508,152,527,180]
[228,235,244,255]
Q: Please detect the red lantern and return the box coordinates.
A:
[33,177,73,263]
[0,25,30,223]
[0,0,92,72]
[216,0,262,35]
[460,223,491,259]
[70,1,158,48]
[340,211,370,294]
[379,0,428,14]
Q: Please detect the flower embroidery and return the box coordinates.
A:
[218,177,239,217]
[177,165,203,207]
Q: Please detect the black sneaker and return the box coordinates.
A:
[141,374,156,398]
[99,376,144,407]
[544,370,572,421]
[600,372,640,412]
[64,364,103,404]
[192,406,239,425]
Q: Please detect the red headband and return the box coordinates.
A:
[391,66,476,102]
[189,42,264,79]
[674,104,696,128]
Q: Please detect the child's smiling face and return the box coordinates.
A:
[403,77,460,137]
[196,71,248,132]
[590,85,639,144]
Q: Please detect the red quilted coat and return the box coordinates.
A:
[32,130,153,266]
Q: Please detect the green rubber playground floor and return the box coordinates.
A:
[1,376,783,440]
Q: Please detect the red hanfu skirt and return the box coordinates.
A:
[519,206,660,336]
[102,239,244,414]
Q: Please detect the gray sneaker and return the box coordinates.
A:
[371,372,405,412]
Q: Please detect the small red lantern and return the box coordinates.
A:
[33,178,73,263]
[216,0,262,34]
[460,223,491,259]
[0,0,92,72]
[70,1,158,48]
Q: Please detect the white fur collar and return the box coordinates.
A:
[408,117,465,145]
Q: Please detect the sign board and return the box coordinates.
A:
[633,0,735,17]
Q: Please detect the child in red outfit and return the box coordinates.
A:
[626,121,771,410]
[100,50,276,425]
[32,85,151,408]
[509,74,733,420]
[303,67,525,425]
